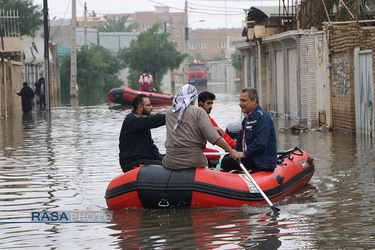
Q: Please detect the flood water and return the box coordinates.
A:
[1,82,374,249]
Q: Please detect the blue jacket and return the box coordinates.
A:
[119,110,166,167]
[235,105,277,171]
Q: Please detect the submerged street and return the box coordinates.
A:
[0,83,374,249]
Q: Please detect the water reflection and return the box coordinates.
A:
[108,204,344,249]
[109,208,285,249]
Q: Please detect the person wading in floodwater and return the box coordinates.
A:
[14,82,35,113]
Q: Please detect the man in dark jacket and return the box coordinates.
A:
[220,88,277,172]
[14,82,35,113]
[119,94,166,173]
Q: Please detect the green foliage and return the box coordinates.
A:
[0,0,43,36]
[189,52,204,62]
[126,70,141,90]
[60,45,123,105]
[60,54,71,104]
[231,51,242,72]
[211,55,225,61]
[118,23,187,92]
[98,15,138,32]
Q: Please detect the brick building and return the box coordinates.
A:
[328,25,375,135]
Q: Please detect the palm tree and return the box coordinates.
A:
[298,0,375,29]
[98,15,139,32]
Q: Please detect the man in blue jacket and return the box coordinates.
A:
[221,88,277,172]
[119,94,166,172]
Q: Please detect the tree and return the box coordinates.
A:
[118,23,187,91]
[0,0,43,36]
[60,45,123,105]
[211,55,225,61]
[189,52,204,62]
[98,15,138,32]
[231,51,242,72]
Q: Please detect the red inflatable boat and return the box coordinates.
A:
[105,147,315,209]
[108,88,174,105]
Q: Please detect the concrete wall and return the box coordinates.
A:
[206,60,235,83]
[1,59,23,118]
[1,37,23,118]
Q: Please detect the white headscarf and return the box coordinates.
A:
[172,84,198,130]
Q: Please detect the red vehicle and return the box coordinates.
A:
[188,60,208,86]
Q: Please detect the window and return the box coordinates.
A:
[190,42,196,49]
[219,41,225,48]
[199,42,206,49]
[188,64,206,71]
[142,24,149,30]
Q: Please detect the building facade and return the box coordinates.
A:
[238,6,375,135]
[238,29,331,128]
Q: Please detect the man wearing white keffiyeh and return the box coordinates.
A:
[172,84,198,130]
[163,84,240,169]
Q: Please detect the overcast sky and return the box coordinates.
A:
[33,0,279,29]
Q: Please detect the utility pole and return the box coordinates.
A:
[183,0,189,85]
[43,0,50,111]
[84,2,87,46]
[169,17,175,93]
[225,0,227,28]
[1,28,5,118]
[70,0,78,98]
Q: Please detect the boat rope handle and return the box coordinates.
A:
[277,147,304,160]
[158,198,170,207]
[157,170,174,208]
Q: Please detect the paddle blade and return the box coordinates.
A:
[271,205,280,212]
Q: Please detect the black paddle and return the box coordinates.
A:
[236,159,280,212]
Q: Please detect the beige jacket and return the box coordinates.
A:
[163,105,221,169]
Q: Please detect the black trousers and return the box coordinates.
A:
[40,95,45,108]
[220,154,257,172]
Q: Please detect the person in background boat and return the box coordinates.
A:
[162,84,241,170]
[119,94,165,173]
[198,91,236,148]
[220,88,277,173]
[139,70,153,92]
[14,82,35,113]
[34,77,46,110]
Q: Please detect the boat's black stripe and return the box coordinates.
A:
[105,164,315,203]
[136,165,194,208]
[265,163,315,199]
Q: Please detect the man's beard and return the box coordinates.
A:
[142,109,151,116]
